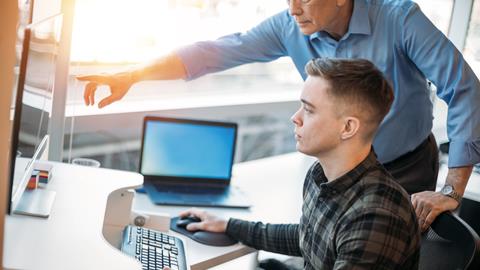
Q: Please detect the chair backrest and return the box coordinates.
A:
[420,211,480,270]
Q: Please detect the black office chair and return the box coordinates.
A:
[420,211,480,270]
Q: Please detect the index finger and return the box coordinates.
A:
[84,82,98,106]
[410,191,427,209]
[185,221,206,231]
[179,208,205,219]
[76,74,111,85]
[410,194,419,210]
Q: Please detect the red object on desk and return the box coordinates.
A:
[27,174,39,190]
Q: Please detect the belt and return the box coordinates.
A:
[383,135,431,168]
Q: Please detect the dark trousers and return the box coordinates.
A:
[383,133,439,194]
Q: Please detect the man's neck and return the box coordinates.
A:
[324,0,354,41]
[317,144,371,182]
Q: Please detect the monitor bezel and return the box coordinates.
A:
[8,13,62,214]
[8,23,33,214]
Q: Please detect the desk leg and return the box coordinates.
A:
[103,189,135,249]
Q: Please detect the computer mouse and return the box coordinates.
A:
[170,216,238,247]
[176,216,202,229]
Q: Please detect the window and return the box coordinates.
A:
[65,1,301,170]
[415,0,454,35]
[464,0,480,76]
[71,0,289,63]
[69,0,301,102]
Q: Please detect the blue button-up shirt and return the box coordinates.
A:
[176,0,480,167]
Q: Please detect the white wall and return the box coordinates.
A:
[33,0,62,22]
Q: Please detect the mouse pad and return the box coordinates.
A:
[170,216,238,247]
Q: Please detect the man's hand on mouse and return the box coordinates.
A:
[179,208,228,233]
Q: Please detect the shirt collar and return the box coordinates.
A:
[316,149,379,196]
[309,0,372,41]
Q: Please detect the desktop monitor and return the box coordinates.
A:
[8,14,63,217]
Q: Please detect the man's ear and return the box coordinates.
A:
[340,117,360,140]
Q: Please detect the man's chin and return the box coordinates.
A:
[297,25,317,36]
[299,29,315,36]
[296,145,309,155]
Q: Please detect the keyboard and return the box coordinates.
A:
[154,184,228,195]
[121,225,187,270]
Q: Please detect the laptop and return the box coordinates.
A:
[139,116,251,208]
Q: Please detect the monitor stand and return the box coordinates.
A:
[14,189,56,218]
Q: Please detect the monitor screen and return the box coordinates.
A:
[8,14,63,214]
[140,119,236,180]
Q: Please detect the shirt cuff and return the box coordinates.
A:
[448,139,480,167]
[174,45,205,81]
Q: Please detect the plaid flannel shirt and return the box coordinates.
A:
[226,151,420,269]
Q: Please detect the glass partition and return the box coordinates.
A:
[415,0,454,35]
[464,0,480,76]
[66,1,301,171]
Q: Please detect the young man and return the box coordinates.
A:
[178,58,420,269]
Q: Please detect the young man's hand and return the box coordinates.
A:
[179,208,228,233]
[77,72,135,108]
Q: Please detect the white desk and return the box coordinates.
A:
[6,153,479,270]
[3,153,314,270]
[134,152,314,269]
[3,162,144,270]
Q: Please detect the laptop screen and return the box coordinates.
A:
[140,117,237,181]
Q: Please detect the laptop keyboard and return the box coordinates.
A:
[144,183,251,208]
[155,184,228,195]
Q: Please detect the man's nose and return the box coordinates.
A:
[288,0,303,16]
[291,109,302,126]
